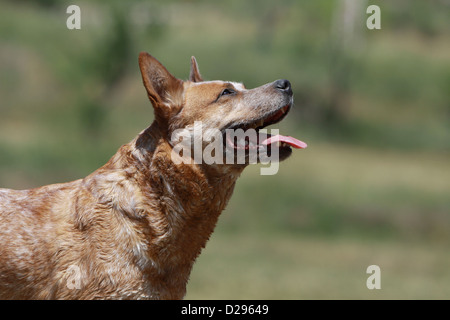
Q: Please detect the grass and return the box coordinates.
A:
[218,141,450,241]
[184,142,450,299]
[186,233,450,299]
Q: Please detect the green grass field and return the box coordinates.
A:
[186,143,450,299]
[187,233,450,299]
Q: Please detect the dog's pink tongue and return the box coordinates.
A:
[262,135,307,149]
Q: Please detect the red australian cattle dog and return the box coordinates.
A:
[0,53,306,299]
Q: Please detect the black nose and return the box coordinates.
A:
[274,79,292,94]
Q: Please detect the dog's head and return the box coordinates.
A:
[138,52,306,168]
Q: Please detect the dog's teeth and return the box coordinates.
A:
[276,141,281,147]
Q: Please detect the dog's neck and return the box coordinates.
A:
[92,122,243,297]
[136,121,242,239]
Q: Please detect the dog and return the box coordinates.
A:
[0,53,306,299]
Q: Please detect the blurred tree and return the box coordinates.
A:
[97,8,131,93]
[77,2,168,138]
[444,72,450,120]
[323,0,366,126]
[11,0,58,8]
[78,6,132,137]
[256,6,280,53]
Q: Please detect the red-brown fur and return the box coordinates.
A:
[0,53,294,299]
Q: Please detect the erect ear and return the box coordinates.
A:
[189,56,203,82]
[138,52,183,109]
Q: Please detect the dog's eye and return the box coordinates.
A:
[220,88,235,97]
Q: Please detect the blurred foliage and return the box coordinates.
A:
[0,0,450,298]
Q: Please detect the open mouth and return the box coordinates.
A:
[224,103,307,156]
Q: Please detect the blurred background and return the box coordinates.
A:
[1,0,449,299]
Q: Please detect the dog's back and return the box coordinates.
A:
[0,140,181,299]
[0,145,175,299]
[0,181,81,299]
